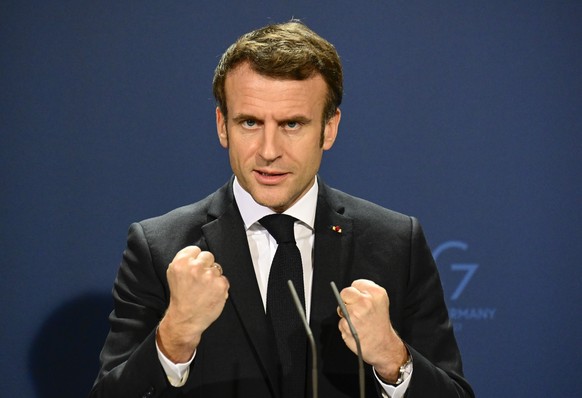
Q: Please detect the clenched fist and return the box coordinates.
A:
[157,246,230,363]
[338,279,408,383]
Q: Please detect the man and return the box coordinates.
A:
[90,21,474,398]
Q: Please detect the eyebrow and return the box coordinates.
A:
[231,114,257,124]
[282,115,312,125]
[231,114,312,125]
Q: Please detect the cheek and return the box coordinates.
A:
[228,143,253,167]
[300,148,324,169]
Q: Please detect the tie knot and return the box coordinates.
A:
[259,214,297,244]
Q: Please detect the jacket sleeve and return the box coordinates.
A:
[400,217,474,397]
[88,222,177,398]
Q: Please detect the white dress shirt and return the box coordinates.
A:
[156,178,411,397]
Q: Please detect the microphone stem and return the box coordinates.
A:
[331,281,365,398]
[288,280,318,398]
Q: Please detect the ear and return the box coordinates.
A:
[322,108,341,151]
[216,107,228,148]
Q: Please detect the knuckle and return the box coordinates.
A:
[197,251,215,264]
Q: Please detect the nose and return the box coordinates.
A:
[258,123,282,162]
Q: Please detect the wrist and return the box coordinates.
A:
[157,316,201,363]
[375,344,409,384]
[391,354,412,385]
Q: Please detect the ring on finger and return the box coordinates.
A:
[212,263,223,275]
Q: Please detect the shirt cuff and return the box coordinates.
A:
[155,338,195,387]
[374,365,413,398]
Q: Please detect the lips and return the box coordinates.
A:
[258,171,283,176]
[254,169,288,184]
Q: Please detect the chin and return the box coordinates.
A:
[260,200,287,212]
[255,195,289,212]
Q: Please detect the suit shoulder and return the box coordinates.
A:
[326,186,413,225]
[142,195,211,227]
[132,186,227,245]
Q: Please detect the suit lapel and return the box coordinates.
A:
[200,183,280,396]
[310,183,354,322]
[310,184,354,363]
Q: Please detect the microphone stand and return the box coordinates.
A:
[287,280,318,398]
[331,281,365,398]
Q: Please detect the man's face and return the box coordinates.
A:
[216,62,340,213]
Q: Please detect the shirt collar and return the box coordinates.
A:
[233,177,318,230]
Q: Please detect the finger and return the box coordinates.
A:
[210,263,223,276]
[222,275,230,297]
[340,286,363,304]
[196,250,215,265]
[173,246,202,262]
[352,279,382,295]
[188,250,215,268]
[338,319,352,341]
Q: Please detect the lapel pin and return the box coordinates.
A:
[330,225,342,234]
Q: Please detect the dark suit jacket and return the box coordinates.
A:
[90,178,474,398]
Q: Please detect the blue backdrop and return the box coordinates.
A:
[2,1,581,397]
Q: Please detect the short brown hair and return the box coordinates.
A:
[213,20,343,122]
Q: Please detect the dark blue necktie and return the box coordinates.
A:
[260,214,307,398]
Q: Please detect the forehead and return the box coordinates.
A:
[224,63,328,117]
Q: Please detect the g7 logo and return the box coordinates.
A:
[433,241,478,301]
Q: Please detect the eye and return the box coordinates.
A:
[285,120,302,130]
[242,119,256,128]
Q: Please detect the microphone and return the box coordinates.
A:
[330,281,365,398]
[287,280,318,398]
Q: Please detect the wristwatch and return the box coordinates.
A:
[393,355,413,385]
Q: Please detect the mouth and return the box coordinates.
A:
[254,170,289,184]
[257,170,284,176]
